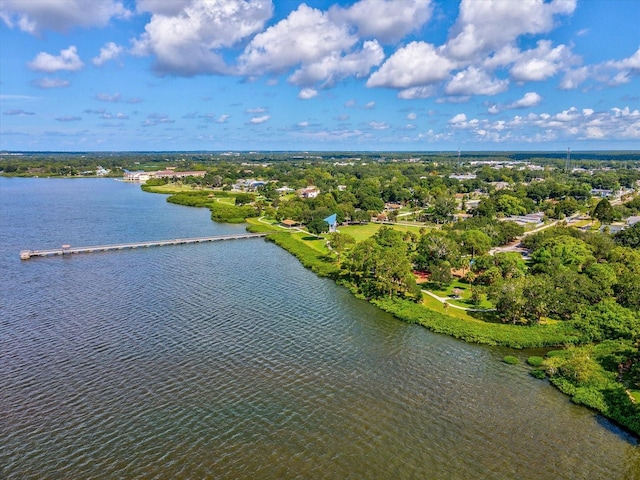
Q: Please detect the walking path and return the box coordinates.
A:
[422,289,495,312]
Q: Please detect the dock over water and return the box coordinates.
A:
[20,233,268,260]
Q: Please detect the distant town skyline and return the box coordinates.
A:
[1,0,638,152]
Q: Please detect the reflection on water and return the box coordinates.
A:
[1,178,638,479]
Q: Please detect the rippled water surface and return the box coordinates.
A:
[1,178,638,479]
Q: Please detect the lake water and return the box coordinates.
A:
[1,177,638,479]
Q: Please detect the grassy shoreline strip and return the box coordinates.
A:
[371,297,579,348]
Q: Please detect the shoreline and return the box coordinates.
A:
[138,183,640,439]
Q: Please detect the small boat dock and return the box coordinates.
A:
[19,233,268,260]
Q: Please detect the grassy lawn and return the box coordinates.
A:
[292,231,331,255]
[339,222,428,242]
[144,183,213,194]
[425,279,494,309]
[421,294,479,321]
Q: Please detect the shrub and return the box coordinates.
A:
[530,369,547,379]
[503,355,519,365]
[527,356,544,367]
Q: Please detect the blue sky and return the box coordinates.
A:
[0,0,638,152]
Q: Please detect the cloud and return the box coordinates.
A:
[92,42,123,66]
[559,66,590,90]
[31,77,70,89]
[367,121,389,130]
[509,41,578,82]
[449,113,467,124]
[131,0,273,76]
[398,86,436,99]
[298,88,318,99]
[216,114,230,123]
[249,115,270,124]
[509,92,543,108]
[143,113,174,126]
[100,112,129,120]
[0,95,40,101]
[558,47,640,90]
[136,0,190,16]
[239,3,385,88]
[407,112,417,120]
[0,0,131,34]
[287,40,384,88]
[3,109,36,116]
[364,101,376,109]
[246,107,267,114]
[55,115,82,122]
[96,92,121,102]
[28,46,84,73]
[445,66,508,96]
[330,0,433,44]
[445,105,640,143]
[367,42,456,89]
[445,0,576,60]
[490,92,543,113]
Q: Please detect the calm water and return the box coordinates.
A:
[1,177,638,479]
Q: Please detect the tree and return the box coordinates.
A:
[461,229,492,258]
[414,231,460,271]
[614,223,640,248]
[307,217,329,235]
[530,236,595,273]
[493,280,526,324]
[235,193,253,205]
[571,300,640,342]
[592,198,615,224]
[328,232,356,262]
[496,194,526,216]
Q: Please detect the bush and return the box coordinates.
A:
[503,355,519,365]
[530,369,547,379]
[527,356,544,367]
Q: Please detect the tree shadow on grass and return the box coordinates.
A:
[302,236,324,241]
[468,310,504,324]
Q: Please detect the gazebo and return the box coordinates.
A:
[323,213,338,233]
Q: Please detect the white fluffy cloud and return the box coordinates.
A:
[298,88,318,100]
[510,92,542,108]
[0,0,130,33]
[132,0,273,75]
[445,0,576,60]
[249,115,271,124]
[240,4,385,90]
[288,40,384,88]
[560,47,640,89]
[510,41,578,82]
[447,105,640,143]
[445,66,508,96]
[28,46,84,72]
[93,42,123,66]
[240,4,355,74]
[367,42,456,89]
[330,0,433,43]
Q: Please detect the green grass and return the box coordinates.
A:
[373,297,579,348]
[425,279,494,309]
[339,222,428,242]
[265,232,339,279]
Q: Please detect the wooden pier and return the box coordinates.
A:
[19,233,268,260]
